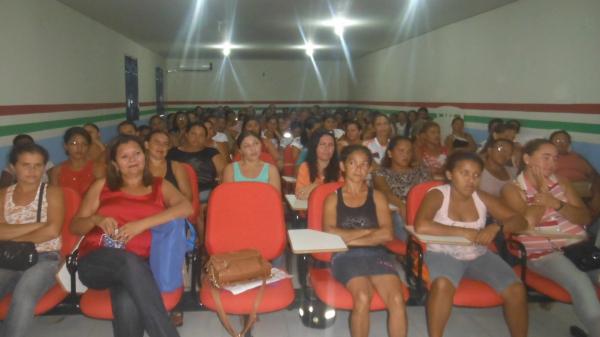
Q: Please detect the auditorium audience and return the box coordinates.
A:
[0,135,53,188]
[49,127,105,197]
[373,136,431,240]
[363,114,392,165]
[295,129,340,200]
[167,123,225,204]
[480,138,517,197]
[0,143,64,337]
[71,135,191,337]
[502,139,599,337]
[337,120,363,155]
[117,120,137,136]
[414,121,447,180]
[83,123,106,162]
[550,130,600,222]
[444,116,477,153]
[415,151,528,337]
[222,131,280,191]
[323,144,407,337]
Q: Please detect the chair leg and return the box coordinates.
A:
[570,325,588,337]
[242,314,253,337]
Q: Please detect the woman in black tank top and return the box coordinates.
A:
[323,145,407,337]
[145,131,192,203]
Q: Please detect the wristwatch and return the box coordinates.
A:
[554,200,565,212]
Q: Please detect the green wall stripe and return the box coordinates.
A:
[0,109,156,137]
[369,108,600,135]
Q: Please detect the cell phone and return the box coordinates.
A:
[100,234,125,249]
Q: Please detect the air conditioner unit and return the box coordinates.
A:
[167,63,213,73]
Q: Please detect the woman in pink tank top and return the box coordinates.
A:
[415,151,528,337]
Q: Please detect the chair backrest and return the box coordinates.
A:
[282,145,295,177]
[205,182,285,260]
[61,187,81,257]
[181,163,201,225]
[406,181,443,226]
[307,182,344,262]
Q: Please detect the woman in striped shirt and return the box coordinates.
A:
[502,139,598,337]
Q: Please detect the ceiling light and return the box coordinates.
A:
[304,42,315,57]
[331,17,349,37]
[222,47,231,57]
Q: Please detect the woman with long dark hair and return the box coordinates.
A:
[295,129,340,200]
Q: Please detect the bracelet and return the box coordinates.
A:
[554,200,565,212]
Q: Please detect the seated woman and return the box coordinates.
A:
[71,135,192,337]
[295,129,341,200]
[0,135,53,188]
[415,151,528,337]
[337,120,363,155]
[323,145,407,337]
[373,136,431,240]
[502,139,599,337]
[49,127,105,197]
[222,131,280,191]
[83,123,106,163]
[363,114,392,165]
[235,116,279,166]
[550,130,600,222]
[0,144,63,337]
[203,119,231,162]
[414,121,448,180]
[480,138,517,197]
[169,111,189,147]
[167,123,226,204]
[444,116,477,153]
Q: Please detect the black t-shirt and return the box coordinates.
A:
[167,147,219,191]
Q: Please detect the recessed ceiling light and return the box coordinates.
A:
[222,47,231,57]
[304,42,315,57]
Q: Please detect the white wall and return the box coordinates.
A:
[0,0,165,105]
[166,58,350,103]
[350,0,600,103]
[0,0,166,169]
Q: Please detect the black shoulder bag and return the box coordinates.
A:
[0,184,44,270]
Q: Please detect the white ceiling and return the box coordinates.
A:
[58,0,517,60]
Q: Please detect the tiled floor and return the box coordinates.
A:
[28,302,581,337]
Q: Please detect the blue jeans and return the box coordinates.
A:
[78,248,180,337]
[529,252,600,337]
[391,211,408,241]
[0,251,61,337]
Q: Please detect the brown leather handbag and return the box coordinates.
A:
[205,249,272,337]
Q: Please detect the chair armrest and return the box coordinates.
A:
[506,238,528,283]
[406,235,426,298]
[66,249,79,297]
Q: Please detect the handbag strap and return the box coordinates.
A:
[36,183,45,223]
[209,260,268,337]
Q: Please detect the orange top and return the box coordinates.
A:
[295,162,343,195]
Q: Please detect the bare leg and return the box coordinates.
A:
[369,274,407,337]
[346,277,374,337]
[426,277,455,337]
[501,282,528,337]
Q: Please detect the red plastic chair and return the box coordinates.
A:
[508,240,600,303]
[79,182,184,319]
[182,163,201,226]
[307,183,410,310]
[199,183,294,323]
[406,181,504,307]
[282,144,296,177]
[0,187,81,318]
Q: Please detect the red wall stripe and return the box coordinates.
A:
[0,101,155,116]
[0,100,598,116]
